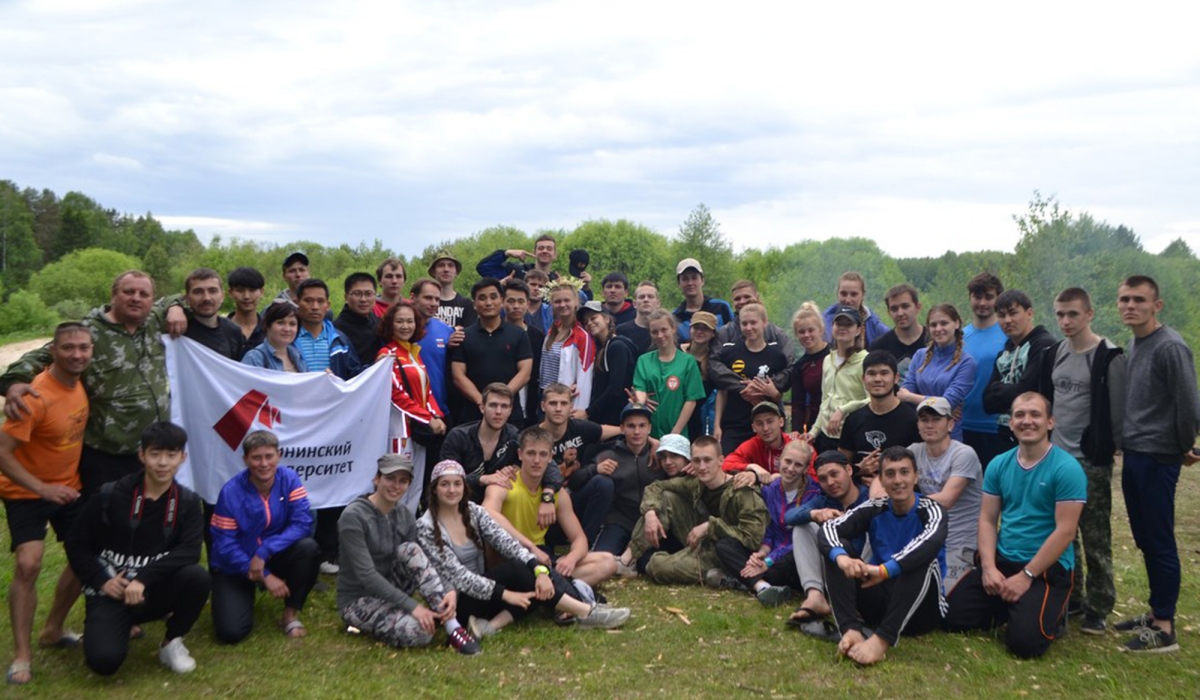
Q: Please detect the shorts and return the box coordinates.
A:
[3,497,86,551]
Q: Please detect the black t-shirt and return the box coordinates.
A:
[436,294,478,329]
[868,329,929,382]
[226,311,265,349]
[616,320,652,355]
[838,401,921,465]
[449,322,532,422]
[523,325,545,426]
[716,341,789,430]
[185,312,247,361]
[551,418,605,466]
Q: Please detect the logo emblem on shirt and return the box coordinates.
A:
[731,359,745,376]
[667,375,680,391]
[865,430,886,450]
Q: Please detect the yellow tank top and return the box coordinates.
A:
[501,471,556,546]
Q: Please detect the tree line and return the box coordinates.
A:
[2,181,1198,371]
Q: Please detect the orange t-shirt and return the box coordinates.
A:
[0,369,89,500]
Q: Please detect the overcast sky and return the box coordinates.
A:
[4,0,1198,259]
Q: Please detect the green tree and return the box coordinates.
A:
[143,242,172,293]
[29,248,142,309]
[21,186,60,261]
[673,204,735,306]
[0,182,42,290]
[0,290,59,336]
[565,219,673,294]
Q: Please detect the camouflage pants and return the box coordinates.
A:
[341,542,447,648]
[1071,458,1115,618]
[629,492,719,585]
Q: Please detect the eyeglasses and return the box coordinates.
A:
[347,291,375,299]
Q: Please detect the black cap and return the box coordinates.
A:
[831,305,861,324]
[814,450,849,468]
[569,249,590,278]
[620,402,653,422]
[283,251,309,270]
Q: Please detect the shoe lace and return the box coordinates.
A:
[1135,627,1162,646]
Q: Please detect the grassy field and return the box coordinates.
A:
[1,461,1197,700]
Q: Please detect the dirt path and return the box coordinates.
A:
[0,338,50,413]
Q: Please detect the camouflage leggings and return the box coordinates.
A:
[1071,459,1115,618]
[341,542,448,648]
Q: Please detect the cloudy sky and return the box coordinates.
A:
[4,0,1198,259]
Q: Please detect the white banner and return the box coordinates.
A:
[165,336,392,508]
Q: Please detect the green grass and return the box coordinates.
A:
[2,463,1198,700]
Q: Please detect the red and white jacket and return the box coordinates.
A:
[547,322,596,411]
[378,340,443,440]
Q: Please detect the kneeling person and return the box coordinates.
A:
[820,446,947,665]
[209,430,320,643]
[65,422,210,676]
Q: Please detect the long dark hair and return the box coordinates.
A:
[428,476,481,551]
[918,303,964,373]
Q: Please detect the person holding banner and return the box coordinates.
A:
[209,430,320,644]
[241,302,308,373]
[376,300,446,513]
[338,454,480,655]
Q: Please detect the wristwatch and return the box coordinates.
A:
[540,491,555,504]
[1022,567,1036,579]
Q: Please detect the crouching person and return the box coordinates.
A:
[65,422,210,676]
[819,446,947,666]
[338,454,480,655]
[209,430,320,643]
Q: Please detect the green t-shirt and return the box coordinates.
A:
[633,349,706,438]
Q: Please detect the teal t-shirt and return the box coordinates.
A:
[632,350,706,438]
[982,445,1086,570]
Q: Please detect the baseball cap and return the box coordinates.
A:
[750,401,784,419]
[428,250,462,275]
[814,450,849,468]
[430,459,466,483]
[690,311,718,331]
[376,453,414,476]
[675,258,704,277]
[917,396,953,417]
[620,402,654,422]
[656,434,691,460]
[832,305,862,324]
[576,300,606,323]
[283,251,309,270]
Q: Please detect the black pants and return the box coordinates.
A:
[83,564,211,676]
[944,555,1071,659]
[961,430,1013,473]
[456,559,581,624]
[824,557,942,646]
[210,538,321,644]
[714,538,801,589]
[315,507,345,563]
[79,446,142,500]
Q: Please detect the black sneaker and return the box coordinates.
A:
[1113,612,1154,632]
[1120,626,1179,654]
[703,568,748,591]
[448,627,481,656]
[1081,615,1107,635]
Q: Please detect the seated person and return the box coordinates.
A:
[820,446,948,666]
[614,433,693,577]
[209,430,320,643]
[624,436,767,587]
[944,392,1085,659]
[573,403,660,555]
[439,383,522,499]
[64,422,210,676]
[724,402,819,500]
[483,427,617,592]
[538,384,619,543]
[714,439,812,607]
[418,460,629,638]
[784,451,870,634]
[337,454,479,655]
[909,397,982,594]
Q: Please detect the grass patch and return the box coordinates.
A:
[2,461,1198,699]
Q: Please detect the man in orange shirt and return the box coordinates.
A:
[0,322,93,685]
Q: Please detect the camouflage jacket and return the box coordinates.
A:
[0,296,180,455]
[640,475,768,553]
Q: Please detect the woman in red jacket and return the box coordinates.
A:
[376,300,446,511]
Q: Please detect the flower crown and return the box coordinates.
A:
[539,275,586,302]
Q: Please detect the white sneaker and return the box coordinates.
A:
[319,561,340,575]
[158,637,196,674]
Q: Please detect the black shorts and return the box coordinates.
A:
[3,497,85,551]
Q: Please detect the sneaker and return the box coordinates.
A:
[319,561,340,575]
[615,558,638,578]
[577,604,630,630]
[158,638,196,674]
[1081,615,1107,635]
[1119,626,1179,654]
[1066,599,1084,618]
[468,615,496,639]
[703,568,748,591]
[755,585,792,608]
[447,627,481,656]
[1113,612,1154,632]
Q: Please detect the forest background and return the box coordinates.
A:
[2,179,1197,368]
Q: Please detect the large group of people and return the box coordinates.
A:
[1,237,1197,686]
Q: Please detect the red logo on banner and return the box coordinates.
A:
[213,390,282,450]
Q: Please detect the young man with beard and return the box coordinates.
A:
[838,351,920,482]
[981,290,1057,454]
[820,446,947,666]
[180,268,245,360]
[334,272,381,365]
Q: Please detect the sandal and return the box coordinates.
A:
[281,619,307,638]
[786,607,825,628]
[6,661,32,685]
[40,631,83,648]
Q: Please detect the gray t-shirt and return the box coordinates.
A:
[911,441,982,556]
[450,538,486,576]
[1050,341,1095,459]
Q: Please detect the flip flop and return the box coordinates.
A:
[799,620,842,643]
[281,619,306,638]
[786,607,825,628]
[40,631,82,649]
[6,661,32,685]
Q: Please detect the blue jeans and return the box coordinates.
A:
[592,524,631,555]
